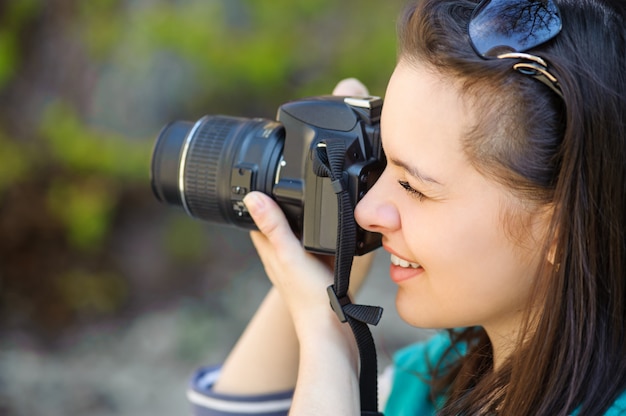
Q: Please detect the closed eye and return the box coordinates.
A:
[398,180,426,201]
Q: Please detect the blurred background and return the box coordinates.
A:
[0,0,430,415]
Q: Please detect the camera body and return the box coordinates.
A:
[150,95,385,255]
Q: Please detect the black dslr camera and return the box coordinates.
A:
[150,95,385,255]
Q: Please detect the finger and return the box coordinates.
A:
[332,78,370,97]
[243,191,301,255]
[248,230,282,273]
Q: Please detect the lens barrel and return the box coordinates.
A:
[150,116,284,227]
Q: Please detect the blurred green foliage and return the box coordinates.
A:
[0,129,29,194]
[41,102,149,180]
[40,101,151,251]
[0,0,405,337]
[56,269,128,316]
[0,0,40,89]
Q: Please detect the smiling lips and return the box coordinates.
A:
[389,253,423,283]
[390,253,420,268]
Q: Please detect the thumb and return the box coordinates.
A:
[243,191,300,252]
[332,78,370,97]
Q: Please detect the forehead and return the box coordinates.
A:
[381,61,473,184]
[382,61,548,243]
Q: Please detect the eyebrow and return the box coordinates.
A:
[388,156,444,186]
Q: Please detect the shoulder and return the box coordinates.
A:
[393,329,457,373]
[384,330,463,415]
[602,390,626,416]
[570,390,626,416]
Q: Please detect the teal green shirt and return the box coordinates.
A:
[384,331,626,415]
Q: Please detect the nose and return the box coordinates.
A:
[354,172,401,234]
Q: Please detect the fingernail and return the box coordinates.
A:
[243,192,264,215]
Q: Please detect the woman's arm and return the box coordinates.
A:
[214,253,374,396]
[212,287,299,395]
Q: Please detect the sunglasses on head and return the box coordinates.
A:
[468,0,564,99]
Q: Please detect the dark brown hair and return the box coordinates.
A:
[398,0,626,414]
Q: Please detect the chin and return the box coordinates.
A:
[395,292,440,329]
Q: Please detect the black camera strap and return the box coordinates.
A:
[313,140,384,416]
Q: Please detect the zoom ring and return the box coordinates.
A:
[183,117,236,220]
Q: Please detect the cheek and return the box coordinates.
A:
[429,188,506,255]
[406,199,532,295]
[414,210,537,316]
[398,251,536,331]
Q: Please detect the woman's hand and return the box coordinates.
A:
[244,190,363,414]
[332,77,370,96]
[244,191,338,330]
[244,76,372,328]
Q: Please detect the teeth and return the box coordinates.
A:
[390,253,420,269]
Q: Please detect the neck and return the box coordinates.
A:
[483,296,542,371]
[483,310,530,371]
[486,329,517,371]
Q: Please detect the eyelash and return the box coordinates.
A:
[398,180,426,201]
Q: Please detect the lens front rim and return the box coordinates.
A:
[178,116,208,217]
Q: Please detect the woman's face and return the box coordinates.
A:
[355,61,549,341]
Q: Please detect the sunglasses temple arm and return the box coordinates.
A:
[497,52,564,100]
[512,62,564,100]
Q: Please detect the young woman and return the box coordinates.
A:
[188,0,626,414]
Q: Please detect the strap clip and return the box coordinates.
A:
[331,178,345,194]
[327,285,350,323]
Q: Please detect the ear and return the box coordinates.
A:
[539,203,558,266]
[547,239,557,265]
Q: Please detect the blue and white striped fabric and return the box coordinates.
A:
[188,366,292,416]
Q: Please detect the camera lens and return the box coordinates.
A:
[151,116,284,227]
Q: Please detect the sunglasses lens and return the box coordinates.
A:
[469,0,562,57]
